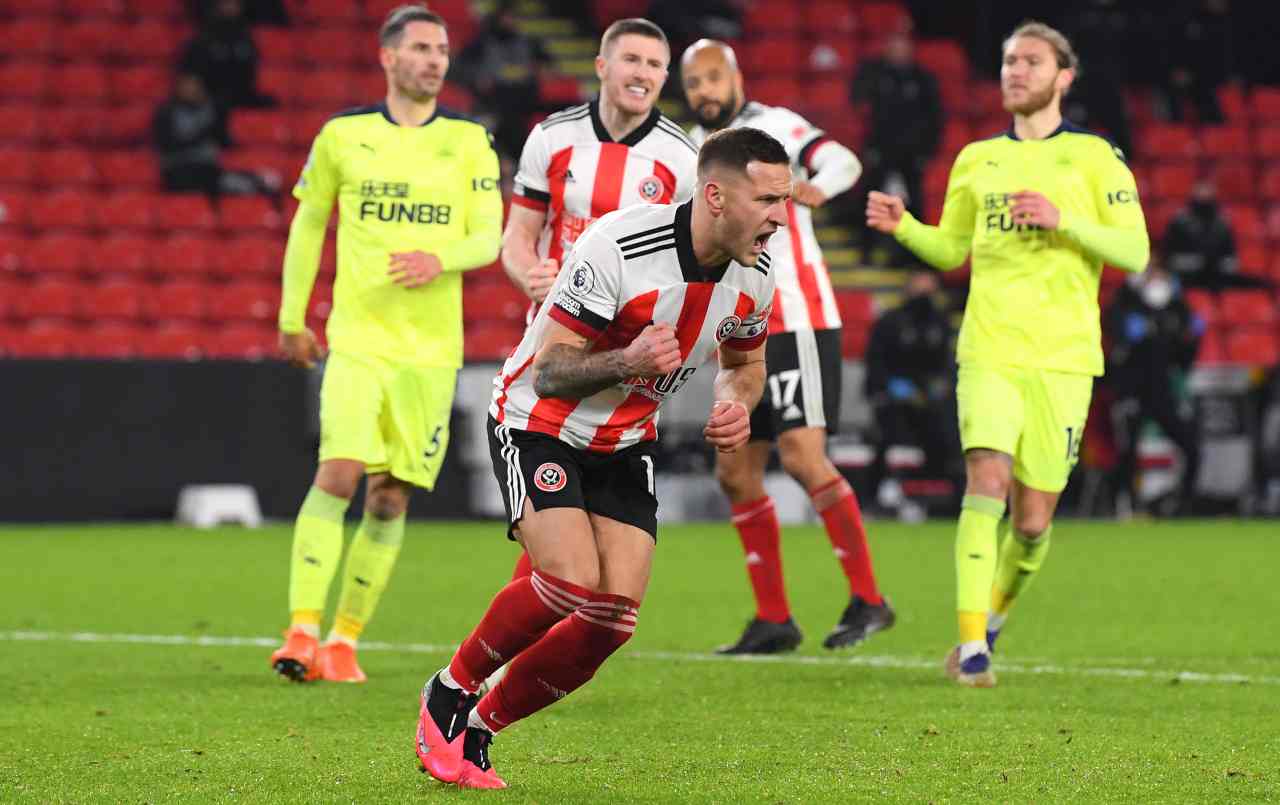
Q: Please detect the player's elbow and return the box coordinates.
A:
[1120,234,1152,273]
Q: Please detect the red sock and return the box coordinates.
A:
[511,550,533,581]
[811,477,882,605]
[476,592,637,732]
[730,497,790,622]
[448,570,589,692]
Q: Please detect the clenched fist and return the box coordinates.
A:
[526,257,560,303]
[866,191,905,233]
[704,399,750,452]
[621,322,681,378]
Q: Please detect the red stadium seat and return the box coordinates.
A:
[1217,84,1248,121]
[112,66,170,106]
[743,0,803,35]
[463,322,524,362]
[296,69,357,107]
[1257,127,1280,159]
[53,64,111,101]
[151,234,216,277]
[37,148,98,186]
[1226,327,1280,366]
[291,110,334,147]
[0,63,51,100]
[98,234,153,276]
[1148,164,1196,201]
[27,234,93,275]
[1261,167,1280,203]
[299,27,363,65]
[1196,326,1226,364]
[915,40,969,81]
[0,148,37,185]
[204,322,277,359]
[1140,124,1199,161]
[0,105,41,145]
[218,196,284,232]
[229,109,293,147]
[255,28,300,67]
[10,0,64,12]
[213,236,283,278]
[94,191,159,232]
[1184,289,1218,328]
[39,107,106,147]
[63,20,126,59]
[308,280,333,321]
[258,67,302,100]
[137,321,206,360]
[80,321,142,358]
[1250,87,1280,121]
[1223,204,1264,239]
[803,1,858,34]
[100,106,153,147]
[127,0,184,21]
[588,0,647,34]
[90,280,145,321]
[293,0,362,23]
[834,290,875,327]
[859,2,911,37]
[805,77,849,115]
[1238,240,1269,277]
[750,77,804,109]
[12,320,81,358]
[741,37,806,78]
[1219,290,1277,326]
[96,151,161,190]
[143,280,209,320]
[208,281,280,323]
[14,279,82,319]
[222,149,304,186]
[537,76,583,107]
[463,280,527,323]
[1211,161,1255,202]
[29,190,94,230]
[4,20,57,58]
[1144,201,1180,241]
[1199,127,1250,159]
[0,190,32,231]
[841,326,869,359]
[0,234,27,273]
[123,20,186,62]
[154,195,217,232]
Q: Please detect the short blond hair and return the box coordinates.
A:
[1004,20,1078,72]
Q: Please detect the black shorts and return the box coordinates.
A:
[750,328,843,442]
[487,415,659,541]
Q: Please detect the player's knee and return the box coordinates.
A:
[314,471,360,501]
[964,455,1010,499]
[1011,511,1051,540]
[714,460,757,502]
[364,490,407,521]
[535,555,601,592]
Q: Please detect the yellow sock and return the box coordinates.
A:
[287,486,349,622]
[956,494,1005,645]
[991,524,1052,616]
[331,514,405,644]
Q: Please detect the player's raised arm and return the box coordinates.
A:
[433,127,504,273]
[502,123,560,301]
[278,124,339,366]
[867,148,976,271]
[1052,142,1150,272]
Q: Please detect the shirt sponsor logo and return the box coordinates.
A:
[473,177,498,191]
[557,213,595,252]
[533,462,567,493]
[360,180,409,198]
[1106,189,1138,205]
[359,201,452,224]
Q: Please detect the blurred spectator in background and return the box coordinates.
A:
[649,0,743,65]
[455,0,554,161]
[851,28,941,256]
[1061,0,1134,157]
[1160,0,1233,124]
[1103,264,1203,515]
[1163,179,1267,290]
[152,73,273,196]
[864,269,960,491]
[189,0,288,26]
[180,0,275,110]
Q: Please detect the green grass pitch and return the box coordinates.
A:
[1,519,1277,803]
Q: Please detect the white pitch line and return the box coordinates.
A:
[2,631,1275,687]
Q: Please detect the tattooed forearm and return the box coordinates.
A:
[533,343,629,399]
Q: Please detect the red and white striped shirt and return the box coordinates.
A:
[511,100,700,266]
[490,201,774,453]
[691,101,843,333]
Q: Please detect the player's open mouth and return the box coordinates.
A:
[625,85,649,98]
[752,232,773,252]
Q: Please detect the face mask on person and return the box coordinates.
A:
[1190,199,1217,219]
[1141,277,1175,309]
